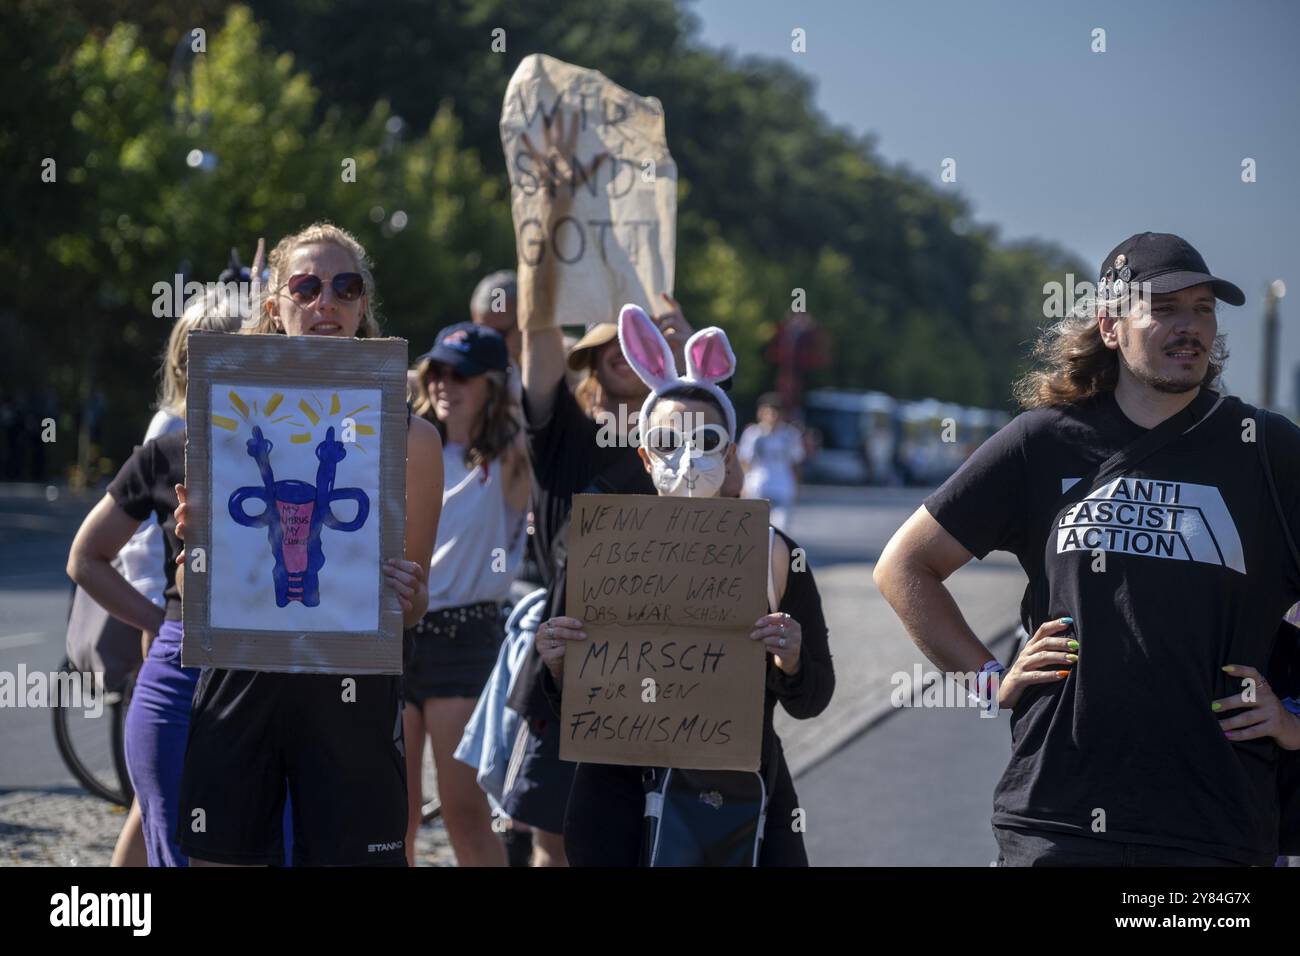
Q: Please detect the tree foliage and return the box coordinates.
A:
[1,0,1084,480]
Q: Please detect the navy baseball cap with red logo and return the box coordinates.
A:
[1099,232,1245,306]
[418,322,508,376]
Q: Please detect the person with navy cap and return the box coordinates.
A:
[876,232,1300,866]
[403,321,532,866]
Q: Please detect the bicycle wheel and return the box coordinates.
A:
[51,657,134,807]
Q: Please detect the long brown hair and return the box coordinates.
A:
[412,360,520,473]
[573,371,605,417]
[246,222,382,338]
[1012,312,1228,409]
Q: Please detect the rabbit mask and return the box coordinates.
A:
[616,304,737,498]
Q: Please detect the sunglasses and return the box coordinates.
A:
[642,424,730,458]
[285,272,365,305]
[426,363,472,385]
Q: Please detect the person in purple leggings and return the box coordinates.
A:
[69,279,294,866]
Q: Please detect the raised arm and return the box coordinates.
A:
[520,327,567,426]
[515,110,609,425]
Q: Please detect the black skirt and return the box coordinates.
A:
[403,602,504,703]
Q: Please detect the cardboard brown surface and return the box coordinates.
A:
[561,494,770,770]
[182,332,408,674]
[501,54,676,329]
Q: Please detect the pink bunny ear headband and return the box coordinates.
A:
[616,304,737,440]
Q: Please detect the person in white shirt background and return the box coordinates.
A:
[739,392,806,531]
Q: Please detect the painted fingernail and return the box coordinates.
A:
[1211,702,1222,711]
[1060,617,1073,624]
[1068,640,1079,650]
[1222,665,1235,673]
[1056,670,1070,678]
[1065,654,1078,662]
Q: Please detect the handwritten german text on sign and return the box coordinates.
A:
[501,54,676,328]
[561,494,769,770]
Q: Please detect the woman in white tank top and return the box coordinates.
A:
[404,322,531,866]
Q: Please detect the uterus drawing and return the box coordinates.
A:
[228,425,370,607]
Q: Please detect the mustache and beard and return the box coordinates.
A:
[1118,331,1214,395]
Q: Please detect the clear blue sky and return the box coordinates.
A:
[690,0,1300,409]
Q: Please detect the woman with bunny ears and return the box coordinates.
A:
[535,306,836,866]
[502,109,689,863]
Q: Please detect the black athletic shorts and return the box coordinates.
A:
[177,668,408,866]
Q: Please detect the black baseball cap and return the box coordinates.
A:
[1099,232,1244,306]
[418,322,508,376]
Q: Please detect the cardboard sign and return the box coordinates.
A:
[561,494,770,770]
[500,54,676,328]
[183,332,408,674]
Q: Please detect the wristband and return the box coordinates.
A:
[970,659,1006,715]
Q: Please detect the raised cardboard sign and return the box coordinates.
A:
[501,54,676,328]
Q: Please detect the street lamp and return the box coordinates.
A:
[1262,279,1286,410]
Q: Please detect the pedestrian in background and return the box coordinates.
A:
[739,392,805,530]
[470,270,520,364]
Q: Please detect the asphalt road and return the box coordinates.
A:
[0,486,99,792]
[797,666,1014,866]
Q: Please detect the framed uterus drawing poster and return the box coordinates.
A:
[183,332,409,674]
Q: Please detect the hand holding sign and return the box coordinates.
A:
[518,109,609,204]
[653,291,691,361]
[751,611,801,676]
[536,615,588,682]
[517,110,609,328]
[173,483,189,601]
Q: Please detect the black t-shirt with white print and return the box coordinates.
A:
[924,389,1300,864]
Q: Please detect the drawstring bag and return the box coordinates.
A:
[641,732,779,867]
[65,554,143,693]
[640,524,784,867]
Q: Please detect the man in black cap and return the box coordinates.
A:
[875,232,1300,865]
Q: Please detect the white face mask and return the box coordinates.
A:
[644,423,731,498]
[650,448,727,498]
